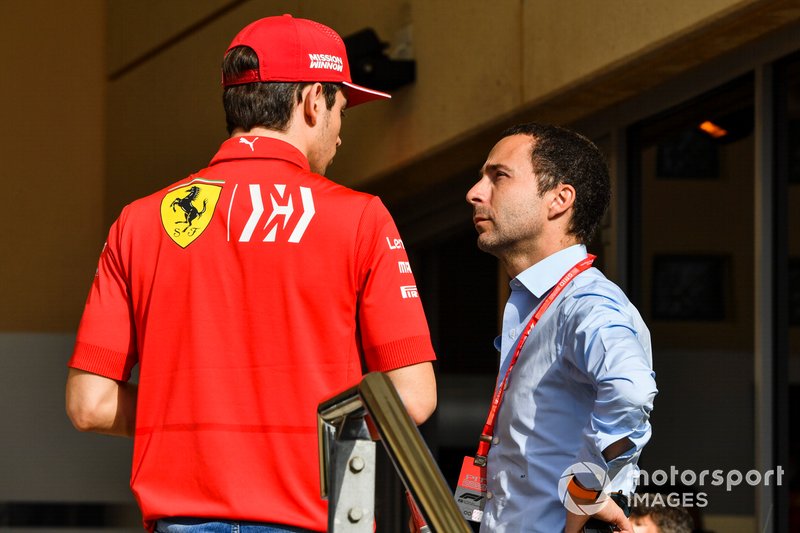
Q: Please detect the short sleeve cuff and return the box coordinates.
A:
[573,444,641,494]
[573,447,609,491]
[68,341,136,382]
[363,335,436,372]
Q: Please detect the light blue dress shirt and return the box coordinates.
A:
[480,244,657,533]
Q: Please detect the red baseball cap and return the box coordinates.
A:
[223,14,391,107]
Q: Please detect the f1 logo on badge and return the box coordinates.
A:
[236,184,315,243]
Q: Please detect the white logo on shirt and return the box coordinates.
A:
[235,184,315,243]
[400,285,418,299]
[386,237,405,250]
[239,137,259,152]
[398,261,412,274]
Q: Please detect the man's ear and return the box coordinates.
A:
[301,82,325,127]
[548,183,576,219]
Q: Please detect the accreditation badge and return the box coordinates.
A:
[454,456,487,522]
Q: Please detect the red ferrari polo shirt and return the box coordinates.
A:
[69,137,436,531]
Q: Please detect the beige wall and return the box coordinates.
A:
[103,0,524,219]
[104,0,787,221]
[0,1,136,511]
[3,0,795,331]
[1,1,105,331]
[522,0,755,99]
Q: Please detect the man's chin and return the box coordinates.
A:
[476,235,500,254]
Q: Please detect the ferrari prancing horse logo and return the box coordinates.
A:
[160,179,224,248]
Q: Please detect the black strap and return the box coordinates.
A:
[581,492,630,533]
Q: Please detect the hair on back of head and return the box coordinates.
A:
[222,46,340,135]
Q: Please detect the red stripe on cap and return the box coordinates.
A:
[223,68,261,86]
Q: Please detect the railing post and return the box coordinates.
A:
[319,373,472,533]
[325,416,376,532]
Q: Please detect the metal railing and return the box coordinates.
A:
[318,372,471,533]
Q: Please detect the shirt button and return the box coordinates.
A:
[486,491,494,499]
[492,436,500,445]
[509,328,516,338]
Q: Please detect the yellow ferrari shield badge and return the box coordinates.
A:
[160,179,224,248]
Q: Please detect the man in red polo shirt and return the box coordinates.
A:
[65,15,436,533]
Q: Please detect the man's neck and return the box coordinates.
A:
[231,126,309,157]
[500,235,580,278]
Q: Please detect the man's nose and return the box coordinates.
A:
[466,178,487,205]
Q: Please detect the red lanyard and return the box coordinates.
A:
[474,255,595,466]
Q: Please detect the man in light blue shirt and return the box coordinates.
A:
[467,123,657,533]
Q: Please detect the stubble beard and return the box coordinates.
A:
[476,217,542,260]
[476,232,503,256]
[476,224,518,258]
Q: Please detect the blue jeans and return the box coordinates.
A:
[154,518,316,533]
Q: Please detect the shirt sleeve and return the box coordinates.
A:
[68,210,138,381]
[561,283,657,492]
[355,197,436,372]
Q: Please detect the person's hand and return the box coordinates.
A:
[564,496,632,533]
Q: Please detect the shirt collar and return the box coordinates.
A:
[208,136,311,171]
[514,244,588,298]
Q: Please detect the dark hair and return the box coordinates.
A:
[630,500,694,533]
[499,122,610,244]
[222,46,341,135]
